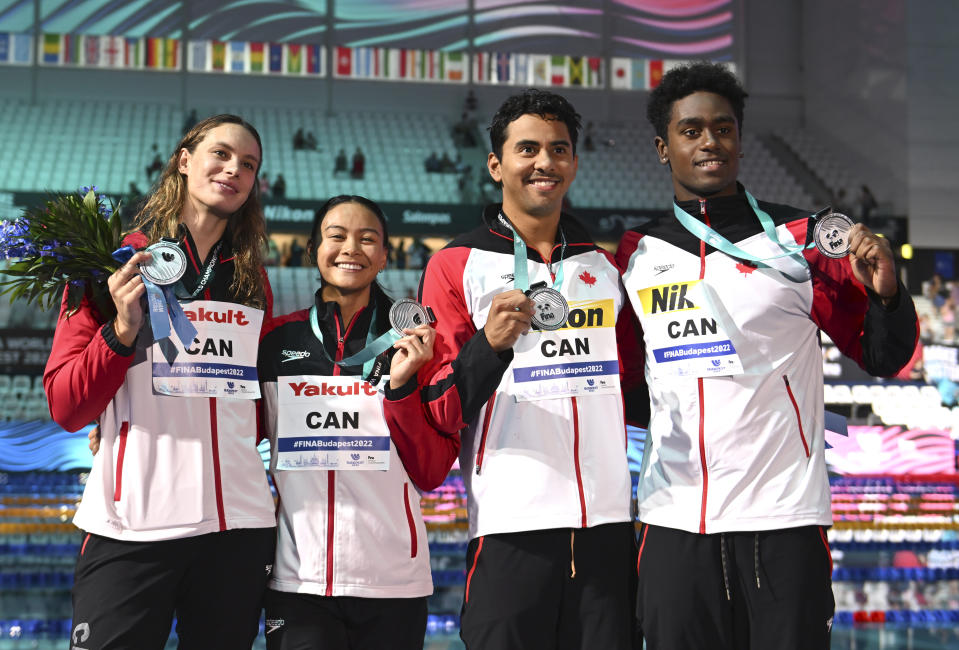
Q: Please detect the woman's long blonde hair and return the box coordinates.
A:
[131,114,267,309]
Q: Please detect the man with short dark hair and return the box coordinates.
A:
[418,88,637,650]
[617,61,918,650]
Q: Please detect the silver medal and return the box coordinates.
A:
[389,299,436,334]
[814,212,855,259]
[528,285,569,331]
[140,241,187,285]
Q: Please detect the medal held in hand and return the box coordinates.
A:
[139,240,188,286]
[388,298,436,333]
[813,212,855,259]
[526,281,569,331]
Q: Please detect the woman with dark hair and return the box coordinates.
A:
[44,114,276,649]
[258,195,458,649]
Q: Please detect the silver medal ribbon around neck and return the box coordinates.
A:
[139,240,187,286]
[813,211,855,259]
[497,212,570,330]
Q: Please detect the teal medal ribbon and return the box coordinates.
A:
[671,191,815,267]
[309,304,398,379]
[499,213,566,291]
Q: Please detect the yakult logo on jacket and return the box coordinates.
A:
[287,381,378,397]
[183,307,249,326]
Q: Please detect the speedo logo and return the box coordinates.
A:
[637,281,699,315]
[183,307,249,326]
[281,349,310,362]
[653,264,674,275]
[530,299,614,331]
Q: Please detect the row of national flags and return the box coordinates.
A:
[333,47,466,83]
[473,53,604,88]
[188,41,325,76]
[1,33,726,90]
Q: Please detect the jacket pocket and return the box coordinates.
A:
[782,376,809,458]
[113,421,130,501]
[403,482,417,558]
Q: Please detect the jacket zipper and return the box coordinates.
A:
[783,375,810,457]
[404,482,418,558]
[571,397,587,527]
[113,421,129,501]
[324,307,365,596]
[475,393,497,474]
[697,199,710,534]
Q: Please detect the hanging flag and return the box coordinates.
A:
[550,55,566,86]
[386,48,401,79]
[495,52,511,84]
[268,43,282,73]
[102,36,123,67]
[444,51,464,81]
[568,56,584,86]
[631,59,646,90]
[0,33,8,62]
[62,34,81,64]
[647,59,664,89]
[166,38,178,69]
[586,57,602,87]
[610,58,630,89]
[306,44,322,75]
[472,51,485,82]
[11,33,32,64]
[211,41,225,71]
[287,44,302,74]
[514,53,529,85]
[189,40,209,71]
[249,42,264,72]
[42,33,61,64]
[530,54,549,86]
[229,42,245,72]
[122,37,140,68]
[83,35,100,66]
[335,46,351,77]
[145,37,161,68]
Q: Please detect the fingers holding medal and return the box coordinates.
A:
[814,211,897,301]
[485,290,534,352]
[388,300,437,388]
[108,250,152,345]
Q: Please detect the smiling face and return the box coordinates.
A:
[488,113,578,221]
[178,123,261,219]
[311,201,388,300]
[656,91,741,202]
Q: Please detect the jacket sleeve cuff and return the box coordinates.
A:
[100,320,136,357]
[384,374,419,401]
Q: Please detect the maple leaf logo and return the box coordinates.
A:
[736,262,757,275]
[579,270,596,286]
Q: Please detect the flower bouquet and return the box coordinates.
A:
[0,187,123,318]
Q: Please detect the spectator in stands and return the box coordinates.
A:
[405,238,430,270]
[304,131,318,150]
[351,147,366,179]
[832,187,853,216]
[417,88,637,650]
[392,238,408,269]
[258,195,456,649]
[144,143,162,183]
[273,173,287,199]
[438,152,455,173]
[334,148,349,177]
[286,237,305,267]
[464,88,478,114]
[583,121,596,151]
[857,184,878,225]
[259,171,271,198]
[616,61,918,650]
[452,112,478,147]
[182,108,198,135]
[263,237,281,266]
[425,151,441,173]
[941,294,956,343]
[293,128,306,150]
[44,114,275,649]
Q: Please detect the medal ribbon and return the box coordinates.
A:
[671,191,814,266]
[498,213,566,291]
[112,245,197,353]
[181,240,223,299]
[309,304,399,378]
